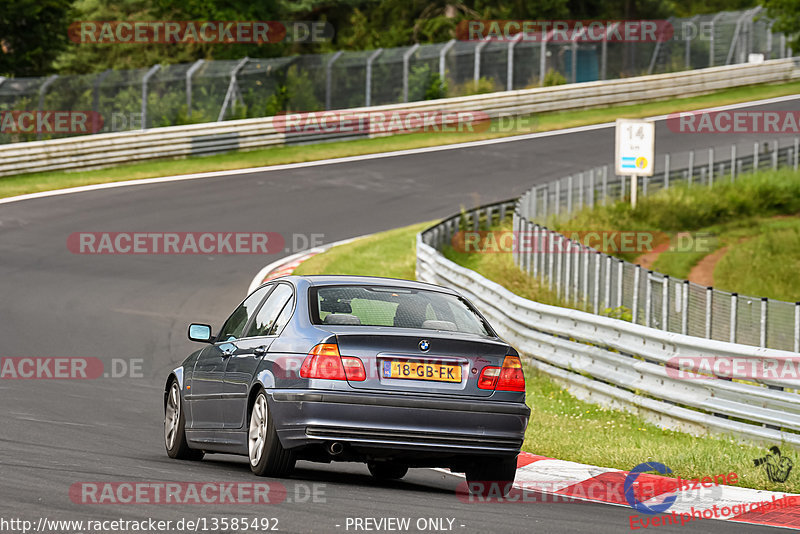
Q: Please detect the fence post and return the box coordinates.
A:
[532,223,539,278]
[564,239,571,302]
[555,236,563,299]
[616,259,624,309]
[578,172,584,210]
[402,44,420,102]
[474,39,489,89]
[439,39,456,82]
[92,69,112,132]
[795,302,800,352]
[705,287,713,339]
[554,180,561,218]
[604,255,612,311]
[36,74,59,139]
[588,169,595,207]
[731,144,736,181]
[548,232,555,290]
[567,175,573,214]
[185,59,205,120]
[632,266,640,324]
[753,142,759,171]
[760,297,768,348]
[365,48,383,107]
[688,150,694,186]
[531,187,538,220]
[662,275,669,331]
[664,153,670,189]
[620,175,625,202]
[573,244,580,306]
[645,271,653,327]
[539,31,550,86]
[682,280,689,335]
[602,166,608,206]
[795,138,799,171]
[325,51,343,110]
[141,65,161,129]
[772,140,778,170]
[708,148,714,188]
[730,293,738,343]
[507,33,523,90]
[700,167,706,187]
[542,185,548,222]
[593,252,601,314]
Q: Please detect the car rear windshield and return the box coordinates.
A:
[310,285,493,336]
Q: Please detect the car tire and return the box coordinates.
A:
[367,462,409,480]
[465,456,517,497]
[248,389,295,477]
[164,380,204,461]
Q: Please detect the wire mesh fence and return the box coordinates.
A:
[512,137,800,352]
[0,8,789,144]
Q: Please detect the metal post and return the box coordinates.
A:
[507,33,523,90]
[554,180,560,218]
[731,144,736,181]
[570,36,578,84]
[92,69,112,132]
[760,297,768,348]
[588,169,595,207]
[795,138,799,171]
[37,74,59,139]
[573,244,580,306]
[402,44,420,103]
[593,252,601,314]
[688,150,694,186]
[616,259,624,309]
[602,166,608,205]
[564,239,571,302]
[567,175,573,214]
[532,224,538,278]
[141,65,161,129]
[730,293,738,343]
[325,51,344,110]
[645,271,653,328]
[604,255,611,311]
[662,276,669,331]
[772,140,778,170]
[365,48,383,107]
[632,266,640,324]
[582,248,590,308]
[548,232,555,290]
[684,24,691,69]
[700,167,706,187]
[439,40,456,82]
[217,58,247,122]
[708,147,714,188]
[556,236,564,299]
[542,185,548,221]
[620,175,625,202]
[795,302,800,352]
[753,142,759,171]
[531,187,538,220]
[474,39,490,89]
[766,22,773,60]
[705,287,713,339]
[664,153,670,189]
[185,59,205,119]
[578,172,584,210]
[539,30,551,86]
[709,13,724,67]
[681,280,689,335]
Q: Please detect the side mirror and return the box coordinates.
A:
[188,323,213,343]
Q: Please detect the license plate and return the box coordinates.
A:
[381,361,461,382]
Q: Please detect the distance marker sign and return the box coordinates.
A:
[615,119,655,176]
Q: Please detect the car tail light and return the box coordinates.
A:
[300,344,366,382]
[477,367,500,389]
[496,355,525,391]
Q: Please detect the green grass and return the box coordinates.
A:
[290,220,800,492]
[3,79,800,200]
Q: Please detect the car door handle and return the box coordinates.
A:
[253,345,268,356]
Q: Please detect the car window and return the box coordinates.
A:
[217,285,272,342]
[245,284,294,338]
[310,285,492,336]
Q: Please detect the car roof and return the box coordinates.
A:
[279,274,459,294]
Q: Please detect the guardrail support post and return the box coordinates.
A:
[645,271,653,327]
[581,249,589,309]
[632,266,640,324]
[730,293,738,343]
[402,44,420,103]
[325,51,343,110]
[573,245,580,306]
[604,255,611,311]
[662,275,669,331]
[593,252,601,314]
[186,59,205,119]
[141,65,161,129]
[705,286,713,339]
[760,297,768,348]
[664,154,670,189]
[531,223,538,277]
[682,280,689,335]
[365,48,384,107]
[556,236,564,299]
[548,232,555,290]
[731,144,736,181]
[564,239,571,302]
[616,259,624,309]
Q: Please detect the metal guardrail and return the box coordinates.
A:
[417,208,800,447]
[510,139,800,353]
[1,59,796,177]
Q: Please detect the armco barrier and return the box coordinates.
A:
[1,59,797,177]
[417,203,800,447]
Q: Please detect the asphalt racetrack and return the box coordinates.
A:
[1,97,798,533]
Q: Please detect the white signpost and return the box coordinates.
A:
[615,119,655,208]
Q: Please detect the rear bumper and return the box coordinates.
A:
[268,390,530,456]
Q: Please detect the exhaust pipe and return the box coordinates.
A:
[327,442,344,456]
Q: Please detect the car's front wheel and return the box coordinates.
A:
[465,456,517,497]
[368,462,409,480]
[248,389,295,477]
[164,380,204,460]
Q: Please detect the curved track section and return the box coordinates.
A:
[1,98,798,533]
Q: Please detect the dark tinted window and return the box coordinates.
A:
[217,285,271,341]
[310,285,492,336]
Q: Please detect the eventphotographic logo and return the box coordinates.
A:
[624,462,677,515]
[419,340,430,352]
[754,446,793,483]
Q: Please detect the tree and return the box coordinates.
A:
[0,0,74,76]
[763,0,800,41]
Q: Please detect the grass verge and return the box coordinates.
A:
[292,220,799,492]
[3,80,800,200]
